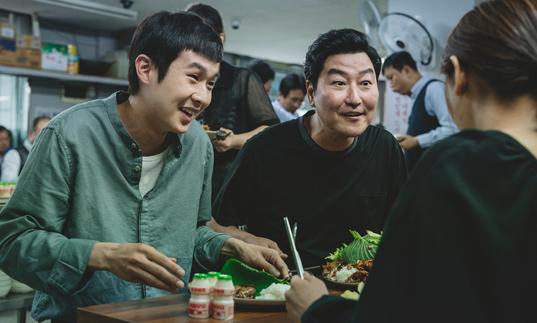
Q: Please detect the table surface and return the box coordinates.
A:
[78,293,294,323]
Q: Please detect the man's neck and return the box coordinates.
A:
[118,96,169,156]
[407,73,423,95]
[277,97,294,114]
[305,114,354,151]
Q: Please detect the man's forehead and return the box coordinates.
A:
[322,52,374,73]
[176,50,220,75]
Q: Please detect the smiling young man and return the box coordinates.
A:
[0,12,287,323]
[208,29,407,267]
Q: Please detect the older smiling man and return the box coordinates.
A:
[208,29,407,268]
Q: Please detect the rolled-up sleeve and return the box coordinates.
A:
[0,127,96,296]
[193,142,229,268]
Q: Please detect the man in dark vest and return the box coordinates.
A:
[383,51,457,171]
[1,116,50,181]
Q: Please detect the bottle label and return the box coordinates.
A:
[190,287,210,294]
[188,301,209,318]
[213,288,234,296]
[212,302,234,320]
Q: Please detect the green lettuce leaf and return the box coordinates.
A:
[219,258,288,296]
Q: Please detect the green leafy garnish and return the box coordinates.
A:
[326,230,382,262]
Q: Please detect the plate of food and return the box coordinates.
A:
[220,258,289,310]
[322,230,381,291]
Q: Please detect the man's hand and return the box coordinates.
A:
[206,218,287,258]
[397,135,419,150]
[285,273,328,321]
[89,242,185,292]
[221,238,289,278]
[242,235,287,259]
[212,128,235,153]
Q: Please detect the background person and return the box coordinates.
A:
[247,59,275,94]
[1,116,50,182]
[286,1,537,322]
[0,126,12,178]
[186,3,280,200]
[383,51,458,171]
[272,73,306,122]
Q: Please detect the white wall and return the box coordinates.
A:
[387,0,474,74]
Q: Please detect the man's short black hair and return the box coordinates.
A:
[128,11,223,94]
[185,3,224,35]
[279,73,306,97]
[382,51,418,74]
[247,60,275,84]
[304,29,381,90]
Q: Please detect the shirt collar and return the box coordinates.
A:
[298,110,361,156]
[23,139,32,151]
[105,91,183,158]
[410,75,430,100]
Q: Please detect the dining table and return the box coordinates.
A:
[77,293,294,323]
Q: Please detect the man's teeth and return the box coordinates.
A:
[180,107,195,117]
[342,112,363,116]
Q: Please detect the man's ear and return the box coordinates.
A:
[402,65,413,76]
[306,80,316,107]
[135,54,153,86]
[449,55,468,96]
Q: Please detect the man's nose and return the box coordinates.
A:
[345,85,363,108]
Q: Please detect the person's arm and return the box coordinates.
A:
[0,127,96,296]
[194,140,288,277]
[0,149,21,182]
[207,217,286,256]
[416,82,458,148]
[212,125,268,153]
[0,127,186,295]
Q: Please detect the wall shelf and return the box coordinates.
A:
[0,65,128,87]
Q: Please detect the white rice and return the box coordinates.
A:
[334,267,357,283]
[255,283,290,300]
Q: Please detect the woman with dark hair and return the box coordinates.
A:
[286,1,537,322]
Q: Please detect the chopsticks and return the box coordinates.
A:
[283,217,304,279]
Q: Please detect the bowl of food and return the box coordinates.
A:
[322,230,381,291]
[220,258,289,310]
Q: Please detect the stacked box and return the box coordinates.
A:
[41,42,68,72]
[0,22,41,69]
[0,21,17,67]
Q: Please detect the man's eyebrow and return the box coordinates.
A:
[327,67,376,77]
[187,62,207,73]
[187,62,219,79]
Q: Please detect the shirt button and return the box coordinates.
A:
[131,143,137,150]
[134,165,141,173]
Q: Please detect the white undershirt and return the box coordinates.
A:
[139,148,168,197]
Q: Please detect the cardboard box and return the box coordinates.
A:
[17,34,41,50]
[0,22,15,40]
[0,47,41,69]
[41,42,68,72]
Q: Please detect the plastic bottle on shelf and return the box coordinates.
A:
[212,274,234,320]
[67,44,79,75]
[188,273,211,319]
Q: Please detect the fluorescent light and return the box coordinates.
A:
[33,0,138,21]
